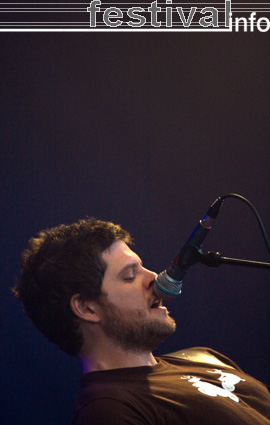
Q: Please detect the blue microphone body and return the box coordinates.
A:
[154,198,223,300]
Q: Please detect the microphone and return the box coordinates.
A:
[154,197,224,300]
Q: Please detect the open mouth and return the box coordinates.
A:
[151,297,162,309]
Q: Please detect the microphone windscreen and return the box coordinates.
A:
[154,272,182,300]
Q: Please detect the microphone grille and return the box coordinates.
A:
[154,271,182,300]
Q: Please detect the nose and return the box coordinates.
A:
[142,268,157,291]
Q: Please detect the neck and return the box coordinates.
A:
[79,344,157,373]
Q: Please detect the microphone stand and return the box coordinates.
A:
[200,251,270,270]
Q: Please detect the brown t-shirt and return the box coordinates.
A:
[72,348,270,425]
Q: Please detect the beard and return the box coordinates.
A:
[98,296,176,353]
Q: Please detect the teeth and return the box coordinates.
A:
[151,298,161,308]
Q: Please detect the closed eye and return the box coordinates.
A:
[124,276,135,283]
[119,260,142,283]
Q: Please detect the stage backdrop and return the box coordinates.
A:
[1,33,269,425]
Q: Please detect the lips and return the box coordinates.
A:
[150,296,162,309]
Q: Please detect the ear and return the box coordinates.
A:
[70,294,101,324]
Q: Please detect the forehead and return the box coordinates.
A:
[101,240,141,273]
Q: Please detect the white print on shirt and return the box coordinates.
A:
[181,370,246,403]
[207,369,246,392]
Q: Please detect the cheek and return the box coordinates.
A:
[109,290,143,308]
[106,288,127,305]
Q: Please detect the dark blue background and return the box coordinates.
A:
[1,33,270,424]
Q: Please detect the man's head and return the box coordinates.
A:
[13,218,132,356]
[13,218,176,358]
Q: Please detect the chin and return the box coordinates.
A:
[101,300,176,352]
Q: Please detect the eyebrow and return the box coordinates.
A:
[116,259,143,278]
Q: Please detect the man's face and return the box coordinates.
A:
[97,240,176,352]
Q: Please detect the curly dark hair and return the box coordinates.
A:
[12,218,132,357]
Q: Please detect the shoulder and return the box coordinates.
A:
[161,347,242,370]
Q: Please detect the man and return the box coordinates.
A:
[13,218,270,425]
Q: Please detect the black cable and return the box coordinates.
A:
[219,193,270,255]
